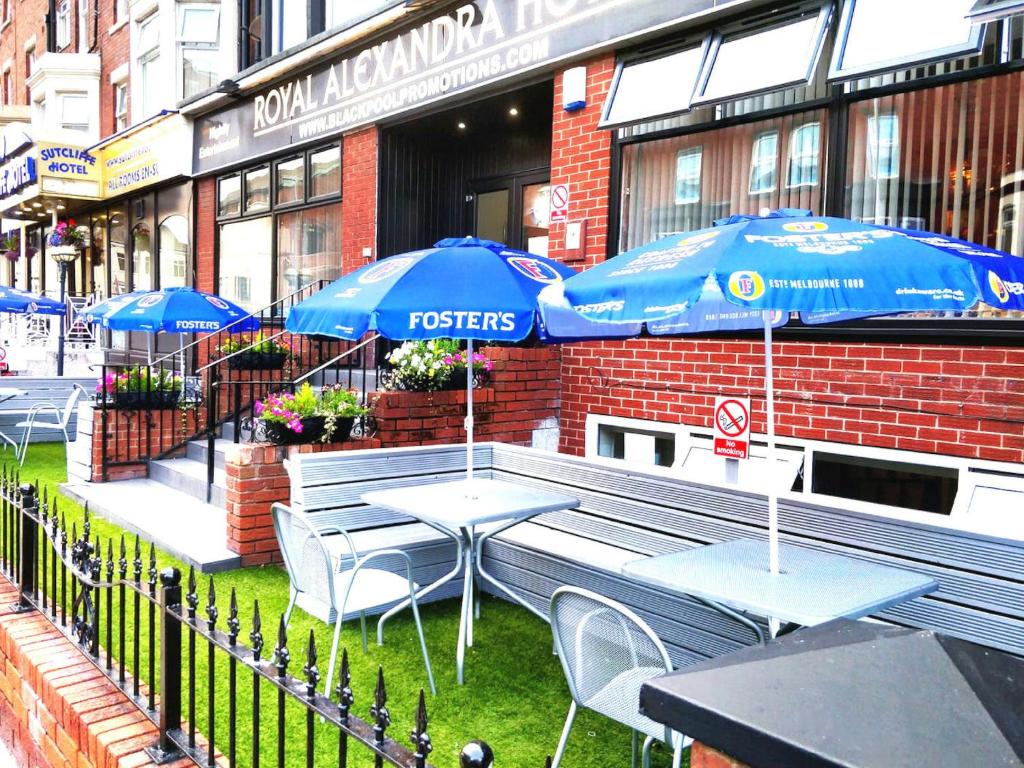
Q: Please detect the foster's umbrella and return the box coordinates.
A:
[0,287,65,316]
[79,290,149,327]
[560,210,1024,574]
[286,237,576,477]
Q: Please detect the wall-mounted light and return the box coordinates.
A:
[457,121,467,130]
[508,107,519,117]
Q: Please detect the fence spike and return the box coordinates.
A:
[186,565,198,619]
[250,600,264,661]
[459,741,495,768]
[370,666,390,747]
[132,534,142,584]
[337,649,353,724]
[50,499,58,540]
[147,542,157,589]
[90,537,101,581]
[206,576,218,631]
[60,510,67,557]
[303,629,319,699]
[118,535,127,580]
[227,587,239,646]
[40,486,48,525]
[545,757,552,768]
[410,689,432,766]
[274,615,290,678]
[82,502,90,542]
[106,539,114,581]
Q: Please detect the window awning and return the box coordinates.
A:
[828,0,984,80]
[599,42,709,130]
[691,4,832,106]
[966,0,1024,23]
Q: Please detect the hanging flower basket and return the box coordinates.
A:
[254,415,355,445]
[110,390,182,410]
[48,244,79,260]
[227,351,288,370]
[2,250,19,263]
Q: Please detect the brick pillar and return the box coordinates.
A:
[195,176,217,295]
[690,743,750,768]
[341,126,379,273]
[548,54,615,269]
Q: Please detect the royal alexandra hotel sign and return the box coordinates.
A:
[194,0,720,173]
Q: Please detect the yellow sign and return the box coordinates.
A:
[98,114,191,198]
[35,142,101,184]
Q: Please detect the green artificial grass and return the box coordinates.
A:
[2,443,685,768]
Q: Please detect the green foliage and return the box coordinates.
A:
[219,333,291,356]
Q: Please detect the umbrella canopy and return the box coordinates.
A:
[0,287,65,316]
[559,210,1024,575]
[80,290,150,327]
[286,237,576,478]
[101,286,259,334]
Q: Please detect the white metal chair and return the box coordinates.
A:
[549,586,691,768]
[17,384,85,466]
[271,503,436,695]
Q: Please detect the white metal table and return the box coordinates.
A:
[623,538,938,644]
[0,387,26,455]
[363,478,579,684]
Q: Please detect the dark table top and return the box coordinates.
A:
[640,619,1024,768]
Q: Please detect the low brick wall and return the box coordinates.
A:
[224,345,561,566]
[0,577,199,768]
[691,743,749,768]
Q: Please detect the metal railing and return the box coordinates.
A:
[0,470,509,767]
[95,281,377,488]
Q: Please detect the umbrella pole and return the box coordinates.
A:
[466,338,474,482]
[763,312,780,576]
[146,335,152,366]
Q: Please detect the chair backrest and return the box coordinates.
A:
[61,385,84,428]
[272,503,337,612]
[550,586,674,743]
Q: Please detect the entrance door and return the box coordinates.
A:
[470,171,550,255]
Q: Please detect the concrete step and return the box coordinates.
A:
[149,457,226,508]
[186,438,234,469]
[61,478,241,573]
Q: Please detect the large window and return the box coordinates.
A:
[58,92,90,133]
[219,217,272,311]
[277,204,342,299]
[56,1,71,49]
[137,13,161,117]
[113,83,128,131]
[132,223,153,291]
[601,45,707,129]
[178,4,220,98]
[159,215,189,289]
[109,210,127,295]
[619,110,827,250]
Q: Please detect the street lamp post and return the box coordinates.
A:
[49,246,78,377]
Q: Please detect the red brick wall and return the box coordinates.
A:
[94,0,130,138]
[0,0,48,106]
[690,743,749,768]
[89,406,198,482]
[341,126,378,274]
[547,57,1024,465]
[195,176,217,294]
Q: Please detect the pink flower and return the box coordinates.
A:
[254,401,264,416]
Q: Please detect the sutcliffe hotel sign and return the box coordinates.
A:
[194,0,721,172]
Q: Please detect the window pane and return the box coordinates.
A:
[695,12,828,105]
[844,72,1024,319]
[140,55,161,116]
[219,217,272,312]
[183,48,219,98]
[109,211,128,295]
[749,131,779,194]
[218,175,240,217]
[675,148,702,204]
[179,6,219,42]
[325,0,390,30]
[159,215,188,289]
[968,0,1024,23]
[139,14,159,53]
[619,110,826,251]
[278,0,307,51]
[830,0,981,79]
[787,122,820,187]
[132,223,153,291]
[309,146,341,197]
[602,46,706,128]
[275,156,305,205]
[277,203,342,301]
[244,166,270,212]
[812,452,958,515]
[60,93,89,128]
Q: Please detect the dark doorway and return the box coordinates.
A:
[377,80,553,257]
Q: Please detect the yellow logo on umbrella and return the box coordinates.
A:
[989,270,1010,303]
[782,221,828,233]
[728,271,765,301]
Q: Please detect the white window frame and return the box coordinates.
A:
[136,12,161,117]
[177,4,220,99]
[674,147,703,205]
[867,113,900,180]
[58,91,90,132]
[584,412,1024,542]
[786,121,820,189]
[113,81,128,131]
[114,0,128,24]
[748,129,779,195]
[828,0,985,81]
[56,1,71,49]
[967,0,1024,23]
[77,0,88,52]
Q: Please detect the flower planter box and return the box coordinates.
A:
[227,351,288,370]
[254,415,355,445]
[109,390,181,410]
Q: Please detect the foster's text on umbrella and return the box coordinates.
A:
[409,310,516,332]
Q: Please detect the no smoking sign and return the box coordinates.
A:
[713,396,750,460]
[550,183,570,223]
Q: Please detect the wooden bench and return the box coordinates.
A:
[280,442,1024,667]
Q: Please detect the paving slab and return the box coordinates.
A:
[60,478,242,573]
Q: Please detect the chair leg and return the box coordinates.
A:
[323,612,345,696]
[18,419,35,467]
[641,736,655,768]
[283,587,297,627]
[631,730,639,768]
[408,582,436,695]
[672,740,685,768]
[360,611,368,653]
[550,701,577,768]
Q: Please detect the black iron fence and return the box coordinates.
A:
[93,281,378,486]
[0,471,507,767]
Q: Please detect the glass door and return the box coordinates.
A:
[470,170,549,252]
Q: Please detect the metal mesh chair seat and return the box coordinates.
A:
[550,586,689,768]
[334,568,419,614]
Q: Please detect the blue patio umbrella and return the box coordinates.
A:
[79,290,149,327]
[0,287,65,316]
[560,210,1024,574]
[286,237,576,477]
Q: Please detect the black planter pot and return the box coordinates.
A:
[227,351,288,370]
[110,390,181,410]
[255,415,356,445]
